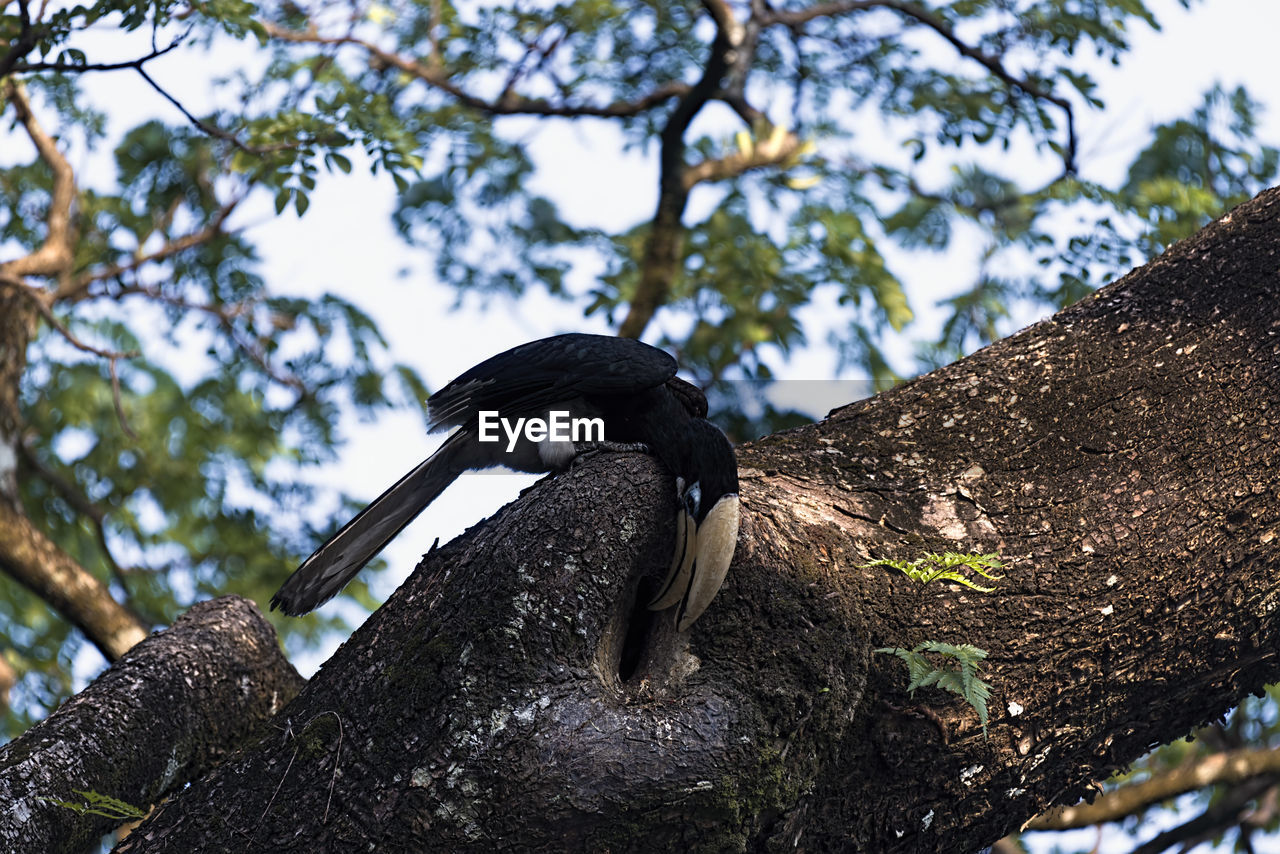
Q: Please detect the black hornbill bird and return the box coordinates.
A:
[270,333,740,632]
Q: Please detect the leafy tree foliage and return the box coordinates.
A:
[2,16,431,734]
[3,0,1279,850]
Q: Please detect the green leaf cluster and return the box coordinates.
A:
[876,641,992,736]
[3,84,428,735]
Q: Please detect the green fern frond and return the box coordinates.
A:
[38,789,147,821]
[862,552,1004,592]
[935,552,1005,580]
[876,641,992,736]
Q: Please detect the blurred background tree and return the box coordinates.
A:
[1,1,1277,851]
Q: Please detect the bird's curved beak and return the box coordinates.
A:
[676,494,740,632]
[649,509,697,611]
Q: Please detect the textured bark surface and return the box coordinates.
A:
[0,287,35,505]
[34,188,1280,852]
[0,596,303,854]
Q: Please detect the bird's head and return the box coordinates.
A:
[674,418,739,526]
[653,419,740,630]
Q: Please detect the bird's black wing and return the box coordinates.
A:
[664,375,708,419]
[427,333,678,430]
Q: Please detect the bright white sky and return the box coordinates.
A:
[21,3,1280,850]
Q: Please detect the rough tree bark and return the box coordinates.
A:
[0,596,304,854]
[23,186,1280,852]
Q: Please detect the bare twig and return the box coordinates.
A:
[19,289,137,362]
[225,322,307,394]
[257,711,344,829]
[263,21,691,118]
[132,65,314,156]
[100,283,248,318]
[498,25,550,103]
[259,741,299,826]
[11,32,185,73]
[319,711,343,824]
[4,280,140,436]
[886,1,1076,173]
[58,197,242,302]
[90,280,306,394]
[6,17,308,154]
[16,441,133,595]
[107,357,137,440]
[763,0,1077,174]
[6,10,317,156]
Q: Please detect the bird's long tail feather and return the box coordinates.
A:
[270,431,478,615]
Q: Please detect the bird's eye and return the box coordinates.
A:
[684,481,702,517]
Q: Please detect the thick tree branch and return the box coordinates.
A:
[0,597,304,854]
[764,0,886,26]
[1028,746,1280,831]
[683,123,806,190]
[0,651,14,717]
[108,187,1280,852]
[675,1,808,191]
[701,0,746,42]
[0,79,76,282]
[0,0,39,79]
[0,499,147,662]
[262,21,691,118]
[1129,776,1276,854]
[617,2,743,338]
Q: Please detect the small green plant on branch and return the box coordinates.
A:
[38,789,148,821]
[876,641,992,736]
[863,552,1004,592]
